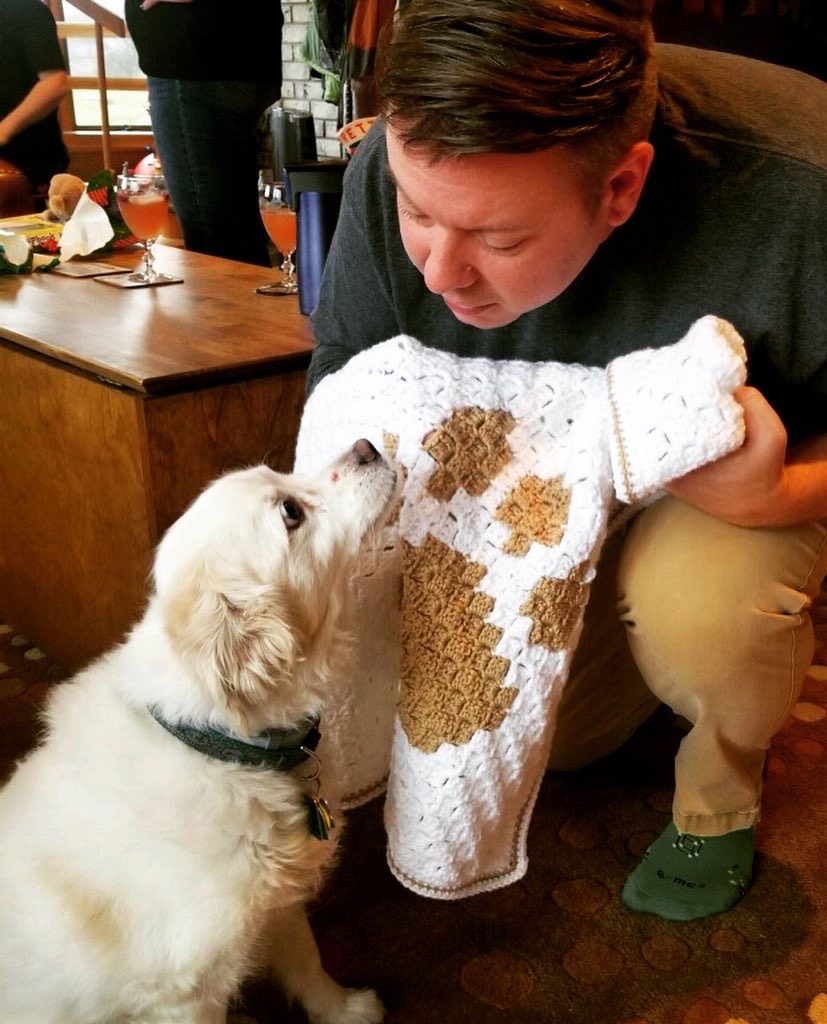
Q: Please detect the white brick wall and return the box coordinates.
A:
[279,1,344,159]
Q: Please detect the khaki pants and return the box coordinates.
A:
[549,495,827,836]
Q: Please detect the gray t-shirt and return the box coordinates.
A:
[309,44,827,445]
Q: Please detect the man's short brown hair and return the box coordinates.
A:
[377,0,657,173]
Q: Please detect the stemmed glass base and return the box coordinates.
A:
[255,250,298,296]
[127,238,176,285]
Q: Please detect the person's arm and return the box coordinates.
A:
[0,70,68,148]
[665,386,827,527]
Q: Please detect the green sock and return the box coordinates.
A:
[621,822,754,921]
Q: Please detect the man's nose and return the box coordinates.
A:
[422,232,475,294]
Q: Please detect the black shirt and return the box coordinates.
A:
[0,0,68,186]
[124,0,282,83]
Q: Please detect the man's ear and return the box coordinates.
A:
[603,141,654,228]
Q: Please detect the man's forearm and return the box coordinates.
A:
[666,388,827,528]
[778,434,827,526]
[670,432,827,529]
[0,71,68,147]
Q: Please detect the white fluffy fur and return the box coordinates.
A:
[0,442,396,1024]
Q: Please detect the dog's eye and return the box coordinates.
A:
[279,498,304,529]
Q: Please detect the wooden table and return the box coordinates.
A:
[0,245,315,670]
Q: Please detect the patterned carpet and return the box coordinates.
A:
[2,593,826,1024]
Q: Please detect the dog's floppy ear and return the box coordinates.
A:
[163,568,302,732]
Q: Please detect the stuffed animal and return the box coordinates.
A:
[46,173,86,223]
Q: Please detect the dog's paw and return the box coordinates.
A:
[310,986,384,1024]
[341,988,385,1023]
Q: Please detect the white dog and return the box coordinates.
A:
[0,439,396,1024]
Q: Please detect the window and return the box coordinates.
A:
[52,0,150,131]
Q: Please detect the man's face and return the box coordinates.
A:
[386,128,616,329]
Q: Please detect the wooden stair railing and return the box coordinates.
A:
[51,0,148,171]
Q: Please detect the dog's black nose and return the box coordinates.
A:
[352,438,379,464]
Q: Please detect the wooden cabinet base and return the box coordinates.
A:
[0,342,306,671]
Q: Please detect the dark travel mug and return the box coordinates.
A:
[286,160,348,316]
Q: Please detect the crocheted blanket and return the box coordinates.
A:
[295,315,747,899]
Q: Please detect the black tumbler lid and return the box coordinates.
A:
[286,160,348,197]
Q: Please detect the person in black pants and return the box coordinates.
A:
[125,0,283,267]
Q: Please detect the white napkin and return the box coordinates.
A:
[59,190,114,261]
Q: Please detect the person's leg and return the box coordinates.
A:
[547,527,661,771]
[147,78,280,266]
[617,495,827,920]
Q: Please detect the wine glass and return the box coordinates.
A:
[114,172,174,284]
[256,181,298,295]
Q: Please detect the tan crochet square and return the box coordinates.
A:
[380,431,405,525]
[400,534,516,752]
[424,407,516,501]
[495,474,572,556]
[382,431,399,460]
[520,565,590,652]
